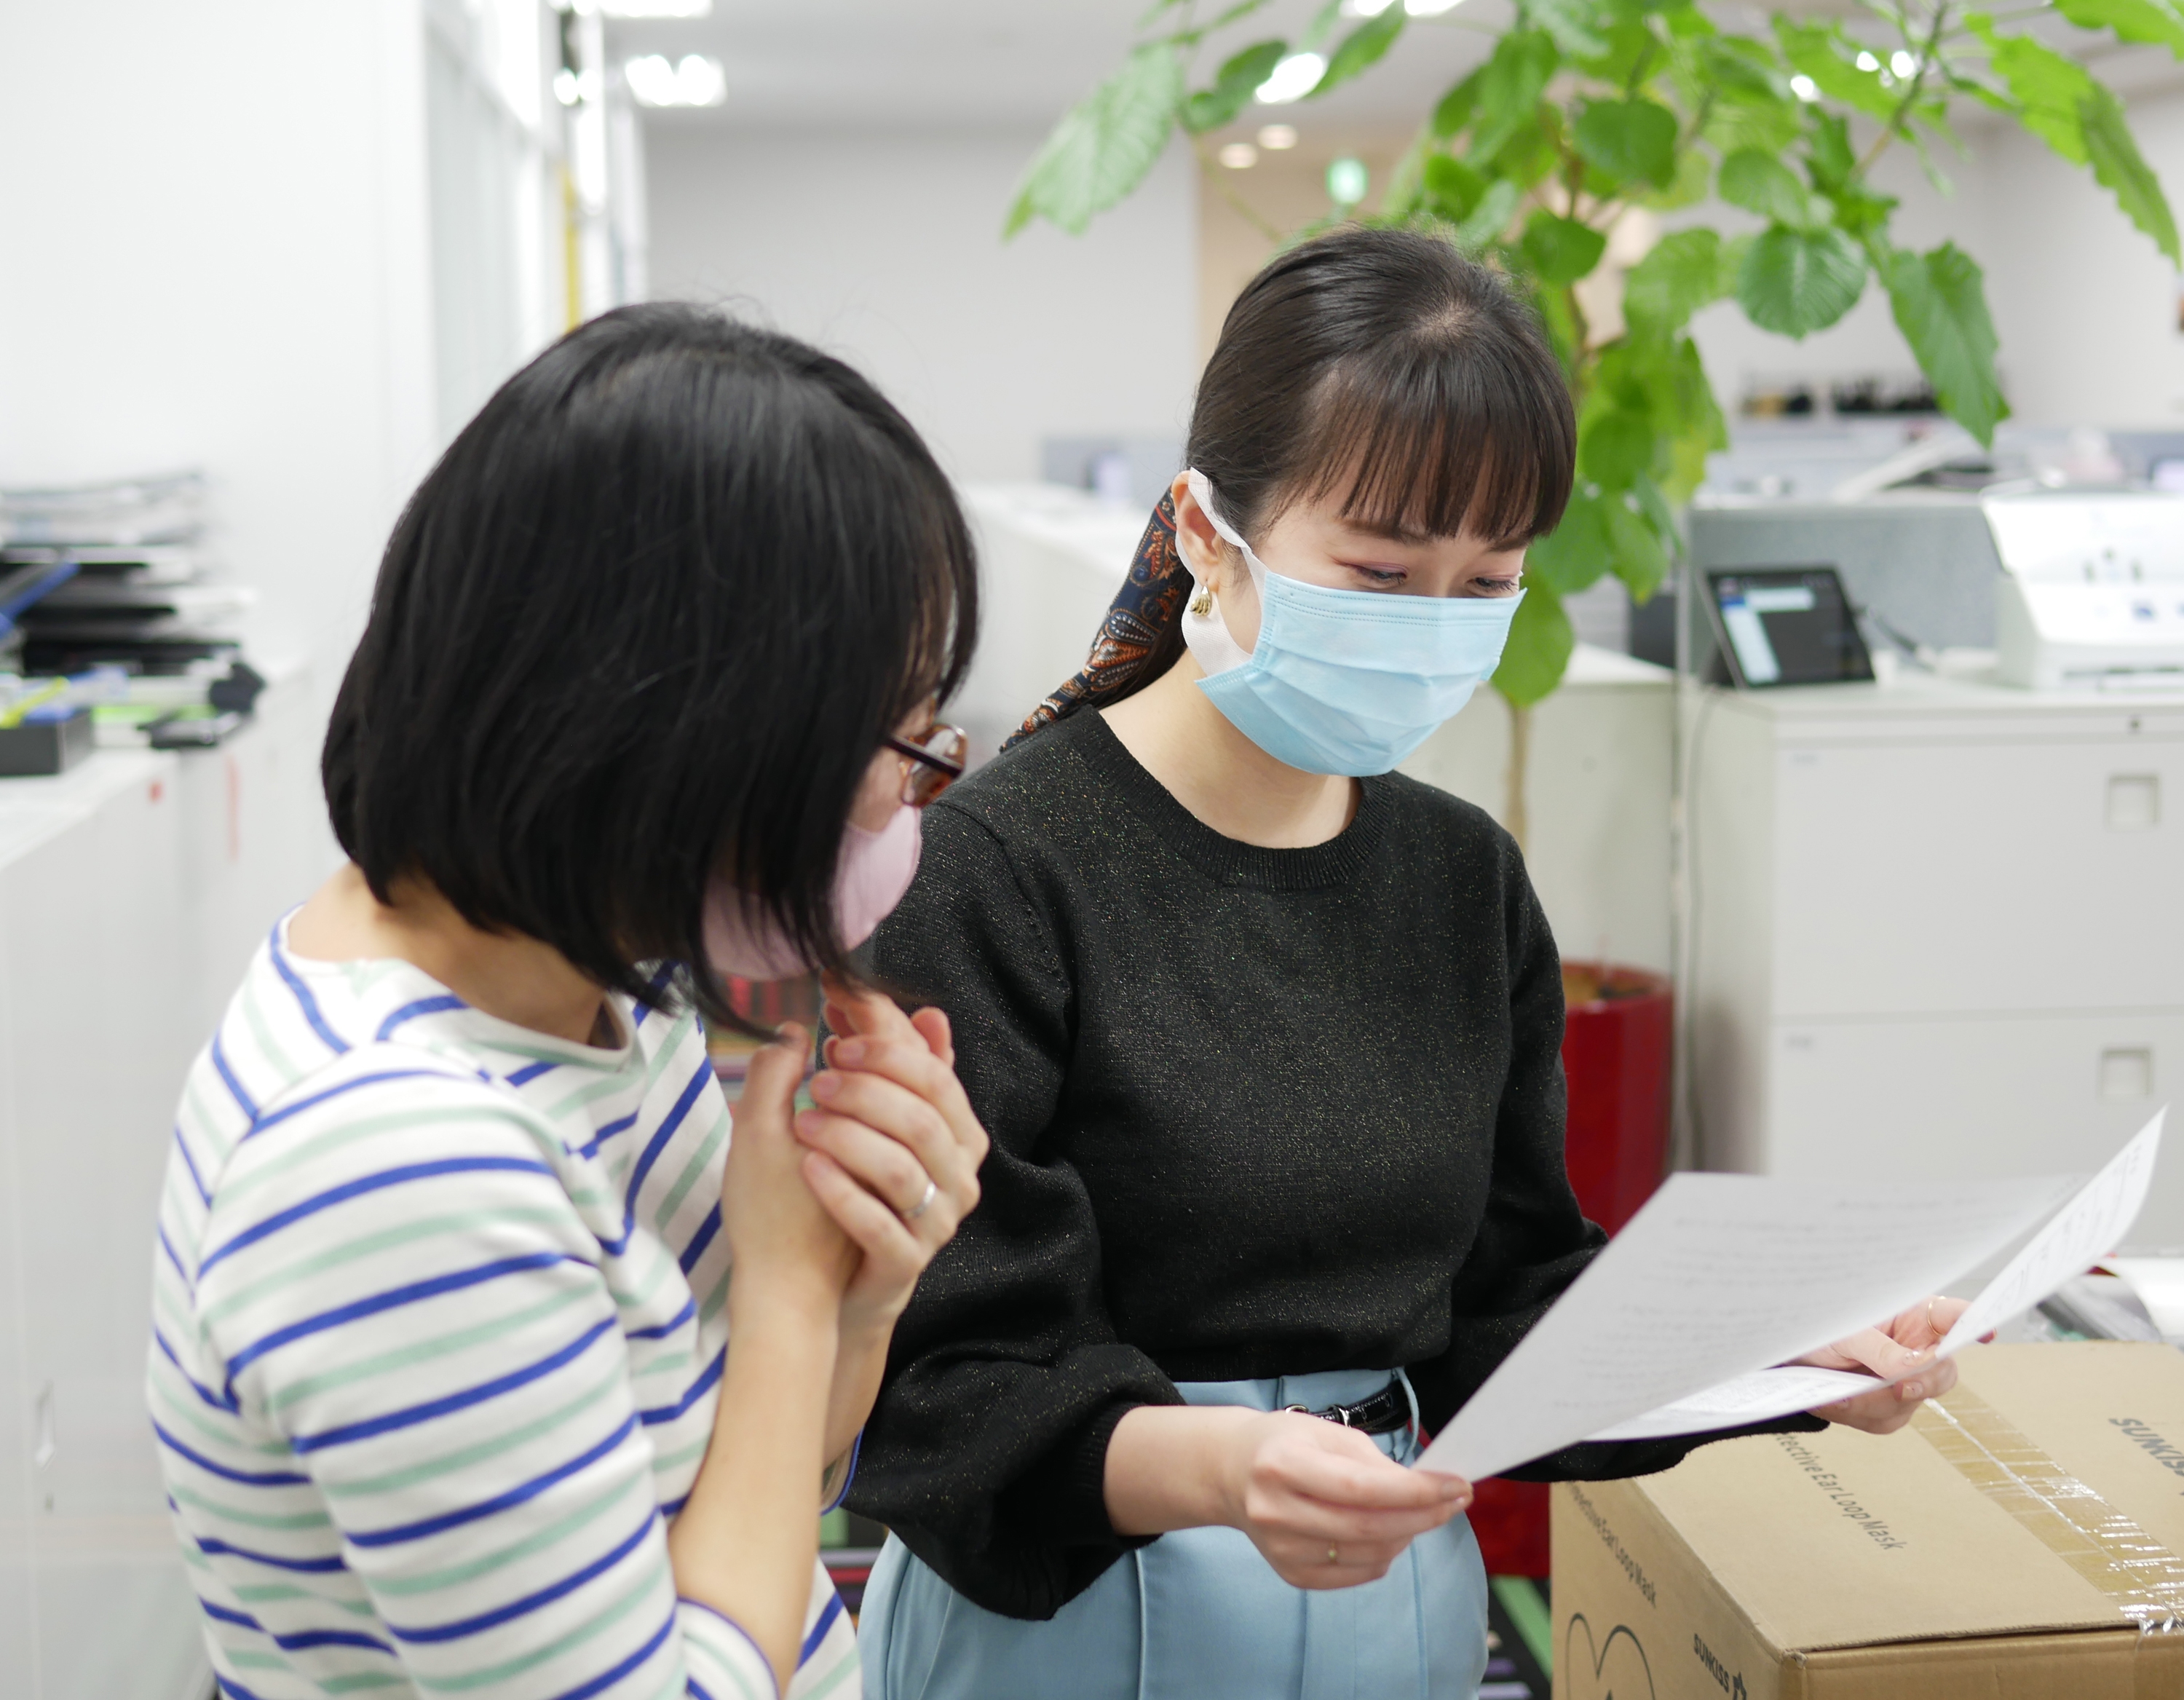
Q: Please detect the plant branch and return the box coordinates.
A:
[1193,138,1285,241]
[1853,1,1952,178]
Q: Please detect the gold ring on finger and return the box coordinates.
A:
[903,1179,938,1221]
[1327,1545,1339,1565]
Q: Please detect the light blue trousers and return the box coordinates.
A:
[858,1368,1490,1700]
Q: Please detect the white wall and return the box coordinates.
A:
[0,0,440,774]
[643,123,1200,483]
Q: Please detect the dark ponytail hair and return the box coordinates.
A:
[324,304,977,1023]
[1010,225,1574,744]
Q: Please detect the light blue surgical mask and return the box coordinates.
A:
[1177,469,1524,777]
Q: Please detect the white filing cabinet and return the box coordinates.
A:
[1688,669,2184,1246]
[0,668,325,1700]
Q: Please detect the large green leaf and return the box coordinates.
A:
[1979,27,2094,161]
[1493,582,1578,707]
[1423,154,1489,223]
[1719,147,1816,227]
[1805,112,1857,188]
[1977,24,2181,261]
[1621,226,1728,335]
[1637,147,1712,210]
[1466,30,1561,162]
[1491,106,1567,189]
[1451,179,1524,250]
[1879,242,2010,446]
[1703,95,1803,157]
[2081,85,2183,261]
[1699,34,1791,101]
[1526,0,1611,58]
[1736,224,1867,336]
[1520,210,1610,284]
[1604,494,1671,603]
[1432,69,1482,139]
[1525,487,1613,596]
[1315,9,1405,95]
[2057,0,2184,56]
[1775,21,1898,121]
[1182,39,1289,133]
[1007,44,1184,236]
[1661,336,1728,502]
[1572,97,1679,186]
[1579,408,1656,491]
[1575,17,1661,85]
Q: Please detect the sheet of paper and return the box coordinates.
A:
[1412,1169,2078,1482]
[1582,1112,2167,1446]
[1587,1366,1880,1443]
[1938,1110,2164,1352]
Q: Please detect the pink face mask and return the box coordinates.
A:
[701,802,923,981]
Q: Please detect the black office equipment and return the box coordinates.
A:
[1701,566,1875,689]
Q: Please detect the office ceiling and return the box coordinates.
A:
[604,0,2180,134]
[605,0,1503,131]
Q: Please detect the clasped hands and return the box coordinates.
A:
[718,970,987,1338]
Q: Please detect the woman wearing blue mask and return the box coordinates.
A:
[838,226,1969,1700]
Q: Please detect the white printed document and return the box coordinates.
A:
[1586,1112,2167,1446]
[1411,1112,2166,1482]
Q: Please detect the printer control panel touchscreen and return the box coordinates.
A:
[1705,566,1875,689]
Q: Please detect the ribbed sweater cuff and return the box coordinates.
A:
[1043,1401,1146,1547]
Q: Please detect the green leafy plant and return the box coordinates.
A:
[1008,0,2178,832]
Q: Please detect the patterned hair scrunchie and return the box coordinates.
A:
[1004,492,1192,751]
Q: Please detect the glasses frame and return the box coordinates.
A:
[883,723,968,807]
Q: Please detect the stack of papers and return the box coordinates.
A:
[0,473,250,677]
[1415,1112,2165,1482]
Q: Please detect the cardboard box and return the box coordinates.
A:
[1551,1343,2184,1699]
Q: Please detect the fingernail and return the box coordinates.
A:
[835,1040,866,1066]
[793,1110,818,1137]
[810,1072,839,1100]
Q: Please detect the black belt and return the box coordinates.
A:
[1286,1378,1411,1436]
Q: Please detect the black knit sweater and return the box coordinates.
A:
[848,708,1818,1619]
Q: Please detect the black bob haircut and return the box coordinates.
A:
[1194,224,1575,548]
[323,304,977,1024]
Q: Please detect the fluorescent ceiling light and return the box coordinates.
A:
[1256,52,1326,104]
[625,53,726,107]
[1789,74,1819,101]
[1890,50,1918,76]
[1345,0,1398,14]
[601,0,712,15]
[1219,143,1259,169]
[1257,124,1298,149]
[1405,0,1464,13]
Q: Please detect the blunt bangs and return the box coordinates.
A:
[1189,225,1575,552]
[323,304,977,1024]
[1294,320,1575,547]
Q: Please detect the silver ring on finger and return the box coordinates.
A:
[903,1178,938,1222]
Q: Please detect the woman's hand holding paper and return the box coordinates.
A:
[1793,1294,1975,1434]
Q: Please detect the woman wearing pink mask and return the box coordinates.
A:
[147,307,988,1700]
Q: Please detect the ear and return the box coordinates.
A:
[1169,473,1235,588]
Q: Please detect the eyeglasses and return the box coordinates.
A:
[882,722,968,807]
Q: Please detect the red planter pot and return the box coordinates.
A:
[1465,963,1674,1578]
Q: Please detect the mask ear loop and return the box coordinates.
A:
[1178,469,1259,676]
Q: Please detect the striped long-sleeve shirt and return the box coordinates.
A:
[148,919,858,1700]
